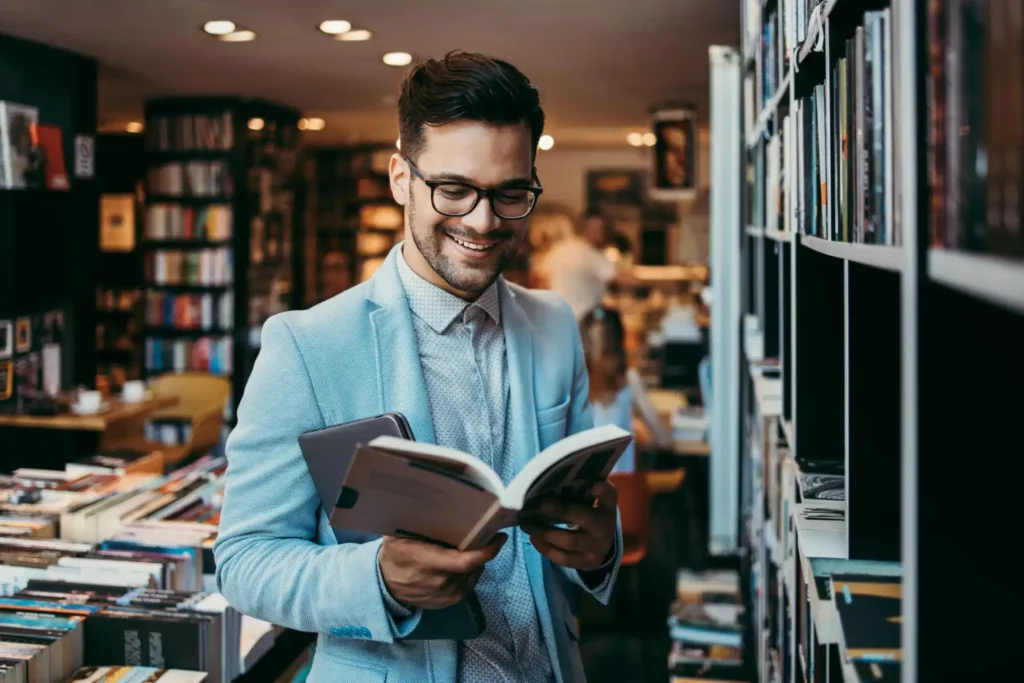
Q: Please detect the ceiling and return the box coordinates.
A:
[0,0,738,146]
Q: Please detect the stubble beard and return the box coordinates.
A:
[408,190,523,296]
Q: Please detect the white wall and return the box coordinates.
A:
[532,128,711,264]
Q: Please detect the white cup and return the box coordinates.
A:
[77,390,102,412]
[122,380,146,403]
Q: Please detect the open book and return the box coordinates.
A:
[330,424,632,551]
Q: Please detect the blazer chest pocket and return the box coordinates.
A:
[537,396,570,448]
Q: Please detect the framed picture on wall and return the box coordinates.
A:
[649,107,698,201]
[14,317,31,353]
[0,359,12,400]
[0,320,11,359]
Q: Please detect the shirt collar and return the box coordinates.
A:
[396,244,501,333]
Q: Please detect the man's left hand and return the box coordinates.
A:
[520,481,618,572]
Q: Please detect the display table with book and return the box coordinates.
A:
[0,395,179,471]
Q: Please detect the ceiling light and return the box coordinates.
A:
[248,118,265,131]
[642,132,657,147]
[382,52,413,67]
[538,135,554,151]
[337,29,372,42]
[298,118,309,131]
[203,21,236,36]
[627,132,644,147]
[396,138,401,150]
[218,30,256,42]
[305,118,325,131]
[125,121,144,134]
[319,20,352,35]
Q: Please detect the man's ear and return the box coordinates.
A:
[389,153,409,206]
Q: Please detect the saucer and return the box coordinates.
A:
[120,391,153,404]
[71,401,110,415]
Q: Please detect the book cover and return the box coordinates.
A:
[0,101,40,189]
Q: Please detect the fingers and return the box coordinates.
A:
[591,480,618,510]
[529,536,593,570]
[538,499,601,533]
[418,533,508,575]
[520,521,584,553]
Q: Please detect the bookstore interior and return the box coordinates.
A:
[0,0,1018,681]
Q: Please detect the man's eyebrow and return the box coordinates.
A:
[429,171,534,187]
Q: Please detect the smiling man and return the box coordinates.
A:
[215,51,622,683]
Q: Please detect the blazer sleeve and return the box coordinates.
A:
[214,315,418,642]
[561,304,623,605]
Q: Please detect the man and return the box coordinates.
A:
[214,50,622,683]
[537,210,618,319]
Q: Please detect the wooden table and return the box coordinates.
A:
[0,395,178,463]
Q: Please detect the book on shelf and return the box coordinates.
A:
[146,204,232,242]
[148,161,233,198]
[144,337,233,375]
[791,9,895,245]
[144,249,233,287]
[928,0,1023,256]
[147,111,234,153]
[329,425,631,551]
[144,291,233,331]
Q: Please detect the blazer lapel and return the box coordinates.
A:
[366,247,437,446]
[499,280,539,471]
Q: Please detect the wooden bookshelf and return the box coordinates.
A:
[736,0,1024,681]
[141,97,303,430]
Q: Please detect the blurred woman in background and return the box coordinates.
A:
[580,306,636,473]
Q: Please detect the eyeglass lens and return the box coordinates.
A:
[432,183,538,219]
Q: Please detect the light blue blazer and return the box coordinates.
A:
[214,245,622,683]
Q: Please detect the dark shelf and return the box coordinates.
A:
[146,195,234,204]
[140,240,232,250]
[143,326,233,337]
[145,283,232,293]
[147,149,232,162]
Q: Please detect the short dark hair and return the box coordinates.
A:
[398,50,545,162]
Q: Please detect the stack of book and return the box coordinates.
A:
[0,605,85,682]
[70,667,208,682]
[3,583,240,682]
[667,569,745,682]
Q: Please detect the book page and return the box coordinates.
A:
[332,448,501,549]
[501,425,631,511]
[362,437,504,494]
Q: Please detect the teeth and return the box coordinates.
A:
[451,236,492,251]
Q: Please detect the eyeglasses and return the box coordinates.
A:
[405,158,543,220]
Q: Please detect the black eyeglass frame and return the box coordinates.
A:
[404,157,544,220]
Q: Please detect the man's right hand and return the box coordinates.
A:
[379,533,507,610]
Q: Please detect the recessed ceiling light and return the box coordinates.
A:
[306,118,325,131]
[337,29,372,42]
[203,21,236,36]
[298,118,309,131]
[218,30,256,42]
[396,138,401,150]
[627,132,644,147]
[248,118,265,131]
[642,132,657,147]
[319,20,352,35]
[538,134,554,151]
[125,121,144,134]
[382,52,412,67]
